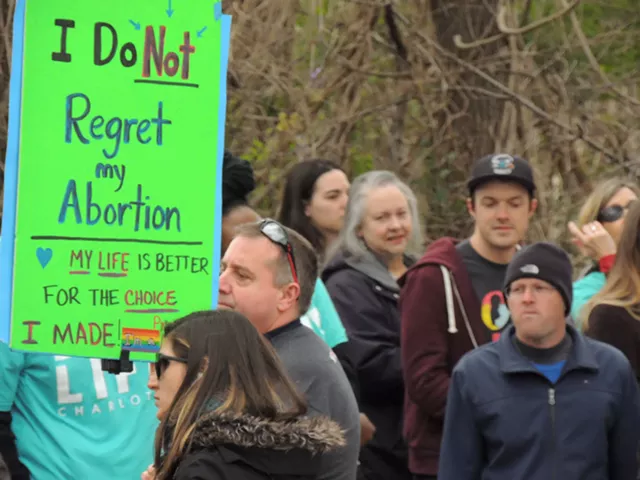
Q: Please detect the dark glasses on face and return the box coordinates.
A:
[597,201,636,223]
[259,219,299,284]
[155,353,188,379]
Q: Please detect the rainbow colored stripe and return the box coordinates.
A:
[121,328,161,353]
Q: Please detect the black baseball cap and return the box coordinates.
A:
[467,153,536,195]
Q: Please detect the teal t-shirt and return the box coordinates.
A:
[301,278,348,349]
[571,271,606,330]
[0,342,158,480]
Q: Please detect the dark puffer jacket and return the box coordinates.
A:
[323,252,413,480]
[171,412,346,480]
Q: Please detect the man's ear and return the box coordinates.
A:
[466,197,476,219]
[529,198,539,217]
[277,282,301,313]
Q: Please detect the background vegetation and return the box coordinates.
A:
[1,0,639,271]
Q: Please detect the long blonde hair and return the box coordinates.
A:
[582,200,640,331]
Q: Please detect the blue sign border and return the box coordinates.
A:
[0,1,232,351]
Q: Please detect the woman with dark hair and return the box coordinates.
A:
[275,159,351,349]
[278,159,350,263]
[145,310,345,480]
[221,154,348,349]
[277,160,377,451]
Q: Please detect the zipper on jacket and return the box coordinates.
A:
[548,388,556,480]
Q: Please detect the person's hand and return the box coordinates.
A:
[568,221,616,261]
[359,413,376,446]
[141,464,156,480]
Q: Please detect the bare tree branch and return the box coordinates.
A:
[560,0,640,107]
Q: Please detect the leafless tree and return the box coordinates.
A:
[1,0,639,267]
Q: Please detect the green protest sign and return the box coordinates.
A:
[0,0,231,362]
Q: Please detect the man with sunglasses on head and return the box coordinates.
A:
[218,218,361,480]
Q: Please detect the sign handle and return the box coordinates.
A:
[101,350,134,374]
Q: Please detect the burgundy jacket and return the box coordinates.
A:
[398,237,489,476]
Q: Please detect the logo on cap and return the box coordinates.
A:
[491,154,515,175]
[520,264,539,274]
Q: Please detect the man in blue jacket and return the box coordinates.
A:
[439,241,640,480]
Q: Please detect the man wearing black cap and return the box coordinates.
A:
[439,242,640,480]
[400,153,538,479]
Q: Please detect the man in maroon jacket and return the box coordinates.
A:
[399,154,538,479]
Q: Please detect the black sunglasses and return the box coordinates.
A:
[259,219,299,284]
[155,353,188,379]
[597,201,636,223]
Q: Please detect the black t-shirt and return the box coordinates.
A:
[456,240,510,342]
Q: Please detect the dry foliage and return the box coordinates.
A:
[0,0,13,219]
[1,0,640,268]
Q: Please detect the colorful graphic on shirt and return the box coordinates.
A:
[481,290,511,341]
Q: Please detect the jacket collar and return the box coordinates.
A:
[189,411,345,453]
[498,324,599,375]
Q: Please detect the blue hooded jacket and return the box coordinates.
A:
[439,325,640,480]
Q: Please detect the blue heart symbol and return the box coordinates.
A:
[36,248,53,268]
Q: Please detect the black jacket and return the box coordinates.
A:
[172,412,345,480]
[323,252,413,480]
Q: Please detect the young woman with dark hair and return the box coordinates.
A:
[145,310,345,480]
[277,160,380,453]
[278,159,349,263]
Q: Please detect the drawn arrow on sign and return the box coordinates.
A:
[167,0,174,17]
[197,26,207,37]
[129,20,141,30]
[213,2,222,21]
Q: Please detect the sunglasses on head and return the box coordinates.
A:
[597,201,636,223]
[259,219,299,284]
[155,353,188,379]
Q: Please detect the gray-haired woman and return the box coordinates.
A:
[322,170,423,480]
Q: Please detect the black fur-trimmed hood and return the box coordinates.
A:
[191,411,346,454]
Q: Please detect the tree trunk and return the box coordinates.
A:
[430,0,508,163]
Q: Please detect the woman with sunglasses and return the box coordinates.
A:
[567,178,640,328]
[583,200,640,378]
[145,309,345,480]
[582,201,640,480]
